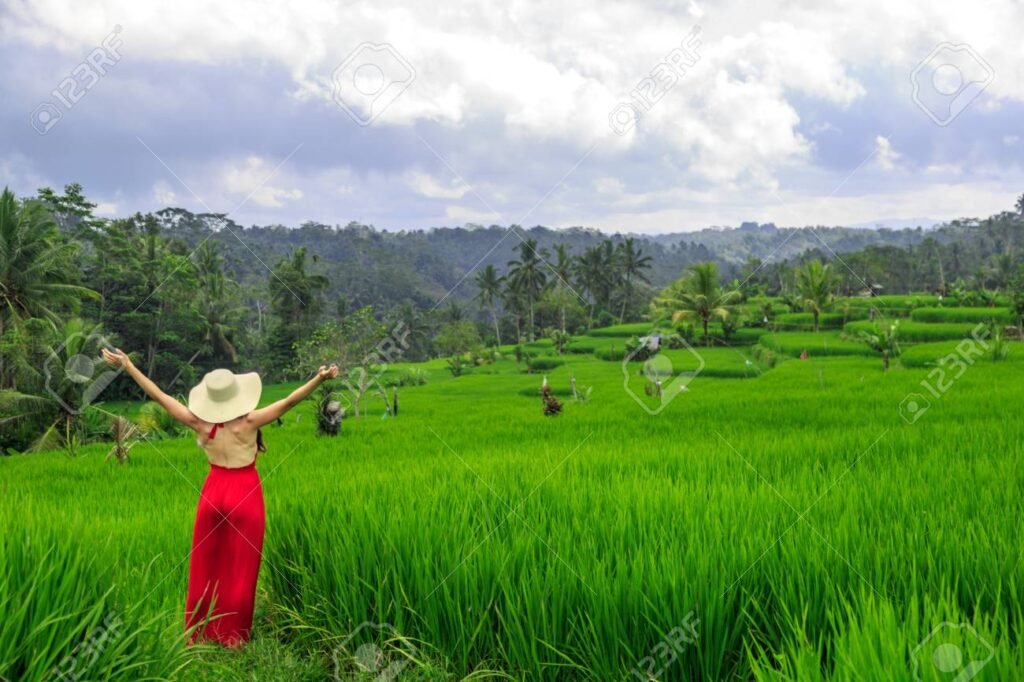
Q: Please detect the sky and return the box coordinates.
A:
[2,0,1022,234]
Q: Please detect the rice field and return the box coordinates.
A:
[3,324,1023,680]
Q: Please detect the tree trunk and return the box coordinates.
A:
[703,318,710,346]
[528,300,535,341]
[491,305,502,346]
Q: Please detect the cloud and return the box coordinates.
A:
[220,156,303,208]
[3,0,1024,232]
[406,171,470,199]
[874,135,901,171]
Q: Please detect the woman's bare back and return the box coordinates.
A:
[195,417,259,468]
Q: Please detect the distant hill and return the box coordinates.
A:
[151,209,1011,310]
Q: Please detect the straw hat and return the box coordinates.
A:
[187,369,262,423]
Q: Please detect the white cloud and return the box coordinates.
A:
[5,0,1024,230]
[405,171,470,199]
[444,204,500,223]
[874,135,901,171]
[220,156,302,208]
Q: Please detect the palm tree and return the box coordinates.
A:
[548,243,576,332]
[616,237,652,320]
[573,245,610,325]
[656,262,740,345]
[1015,192,1024,217]
[506,239,548,340]
[0,318,112,451]
[0,188,97,380]
[796,260,839,332]
[473,264,504,345]
[501,280,527,342]
[270,247,329,331]
[192,242,241,364]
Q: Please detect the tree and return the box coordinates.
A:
[293,306,400,417]
[0,318,114,452]
[1015,192,1024,217]
[506,239,548,340]
[474,264,504,346]
[191,241,244,366]
[796,260,839,332]
[573,243,613,325]
[267,247,328,378]
[36,183,103,234]
[858,321,901,371]
[0,188,97,389]
[616,237,652,320]
[434,320,481,355]
[656,262,740,345]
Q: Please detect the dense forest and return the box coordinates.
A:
[2,183,1023,453]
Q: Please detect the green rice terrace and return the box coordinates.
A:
[3,289,1023,680]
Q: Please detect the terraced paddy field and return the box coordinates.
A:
[3,324,1023,680]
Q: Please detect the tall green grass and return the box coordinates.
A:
[910,307,1014,324]
[3,341,1024,679]
[760,332,876,357]
[844,320,983,342]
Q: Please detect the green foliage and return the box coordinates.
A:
[845,319,983,342]
[137,400,188,440]
[446,355,466,377]
[547,327,571,354]
[856,320,902,370]
[433,319,482,356]
[910,306,1014,324]
[794,260,840,331]
[387,367,429,387]
[525,356,564,372]
[760,332,877,357]
[655,262,741,345]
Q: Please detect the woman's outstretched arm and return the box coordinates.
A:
[246,365,339,428]
[102,348,201,431]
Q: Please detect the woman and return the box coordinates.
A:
[101,348,338,647]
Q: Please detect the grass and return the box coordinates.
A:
[909,307,1014,324]
[900,340,1009,367]
[4,326,1024,680]
[774,311,866,331]
[760,332,876,357]
[844,320,985,343]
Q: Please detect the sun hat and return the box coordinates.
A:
[187,369,262,423]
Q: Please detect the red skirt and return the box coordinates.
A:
[185,461,265,647]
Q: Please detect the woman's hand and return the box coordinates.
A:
[101,347,134,370]
[317,364,339,380]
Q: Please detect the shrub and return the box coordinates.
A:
[526,357,565,372]
[446,356,466,377]
[387,368,429,387]
[137,401,188,439]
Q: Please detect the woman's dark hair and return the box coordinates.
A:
[256,429,267,453]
